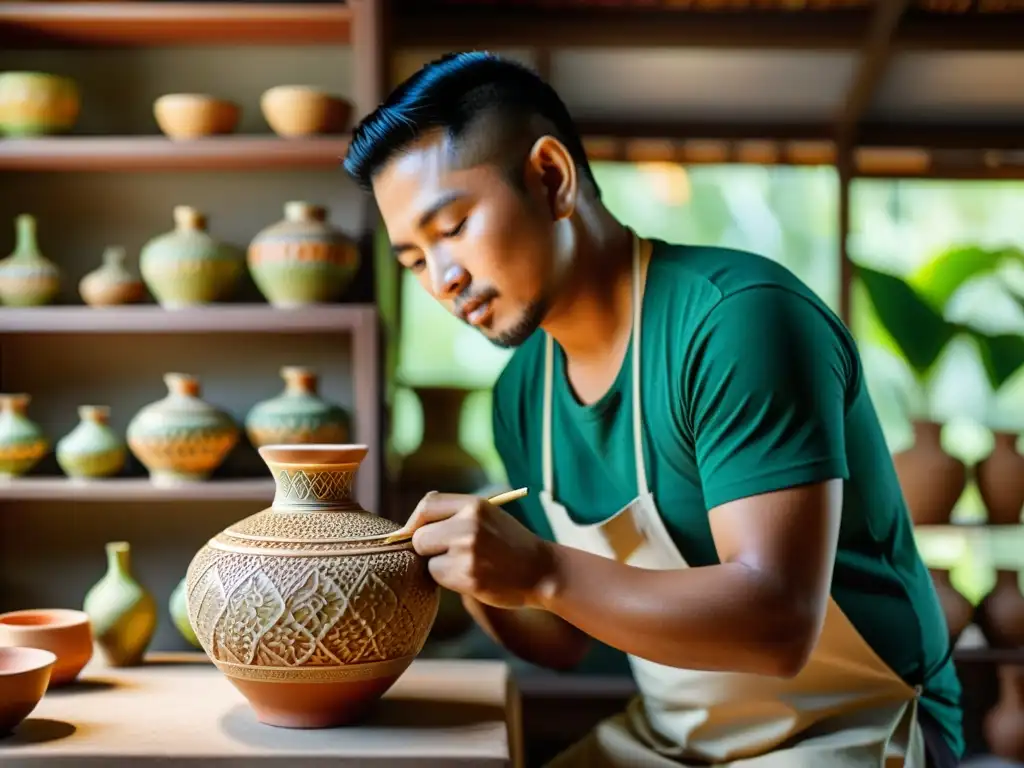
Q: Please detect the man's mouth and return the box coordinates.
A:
[459,296,495,327]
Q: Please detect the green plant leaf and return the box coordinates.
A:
[910,246,1007,310]
[970,329,1024,391]
[856,265,957,381]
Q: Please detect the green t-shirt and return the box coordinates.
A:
[491,239,963,758]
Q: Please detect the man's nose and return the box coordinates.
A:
[432,262,470,300]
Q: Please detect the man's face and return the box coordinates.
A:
[371,132,560,348]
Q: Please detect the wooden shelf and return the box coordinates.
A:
[0,304,376,334]
[955,648,1024,665]
[0,136,352,172]
[0,477,274,502]
[0,3,352,47]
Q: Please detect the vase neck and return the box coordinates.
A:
[0,394,31,416]
[284,201,325,223]
[102,247,126,270]
[281,367,317,396]
[995,569,1020,588]
[80,405,110,425]
[164,373,200,398]
[992,431,1020,451]
[417,387,467,444]
[173,206,206,232]
[12,215,40,259]
[912,420,943,446]
[268,461,360,512]
[105,541,132,577]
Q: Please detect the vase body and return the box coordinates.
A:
[929,569,973,645]
[0,394,48,479]
[56,405,126,479]
[980,569,1024,649]
[892,420,966,525]
[245,367,350,448]
[82,541,157,667]
[976,432,1024,525]
[185,444,439,728]
[140,206,243,308]
[0,214,61,307]
[79,246,146,307]
[127,373,239,485]
[0,72,79,137]
[985,666,1024,761]
[247,201,359,307]
[169,577,200,649]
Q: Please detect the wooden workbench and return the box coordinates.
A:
[0,652,520,767]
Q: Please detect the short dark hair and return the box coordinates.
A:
[343,51,597,195]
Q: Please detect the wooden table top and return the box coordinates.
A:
[1,652,517,767]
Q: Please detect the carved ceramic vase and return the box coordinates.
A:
[247,202,359,307]
[56,405,127,479]
[892,420,966,525]
[0,72,79,137]
[82,541,157,667]
[185,444,440,728]
[79,246,146,307]
[0,214,61,307]
[139,206,244,308]
[929,569,974,645]
[169,577,200,649]
[127,373,239,486]
[0,394,48,479]
[245,366,350,448]
[976,432,1024,525]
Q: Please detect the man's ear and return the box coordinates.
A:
[526,135,577,221]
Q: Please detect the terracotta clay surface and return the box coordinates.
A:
[929,569,974,645]
[892,420,966,525]
[976,432,1024,525]
[0,646,55,735]
[0,609,92,687]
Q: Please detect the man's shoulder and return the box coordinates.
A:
[493,330,546,410]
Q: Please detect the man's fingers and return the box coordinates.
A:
[393,492,479,538]
[411,514,472,557]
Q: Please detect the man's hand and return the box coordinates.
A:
[398,492,558,610]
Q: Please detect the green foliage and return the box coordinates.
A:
[970,329,1024,392]
[909,245,1014,310]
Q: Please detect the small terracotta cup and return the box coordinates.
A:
[0,647,56,735]
[154,93,240,140]
[260,86,351,137]
[0,609,93,687]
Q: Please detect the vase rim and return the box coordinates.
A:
[259,443,367,466]
[0,608,90,630]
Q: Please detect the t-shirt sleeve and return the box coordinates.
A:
[491,376,534,530]
[683,287,851,510]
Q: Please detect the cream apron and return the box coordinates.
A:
[540,234,926,768]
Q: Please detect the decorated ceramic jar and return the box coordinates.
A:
[185,444,439,728]
[0,72,80,137]
[245,367,350,448]
[0,214,61,307]
[0,394,48,479]
[79,246,146,307]
[56,405,127,479]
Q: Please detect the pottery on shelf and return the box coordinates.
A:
[169,577,200,649]
[0,214,61,307]
[56,405,127,479]
[0,647,56,736]
[0,394,48,479]
[185,444,439,728]
[245,366,350,448]
[79,246,146,307]
[976,431,1024,526]
[929,569,974,645]
[139,206,244,308]
[979,569,1024,649]
[127,373,239,486]
[985,666,1024,762]
[260,86,352,137]
[247,202,359,307]
[0,72,79,137]
[82,541,157,667]
[892,420,966,525]
[154,93,240,140]
[0,609,92,688]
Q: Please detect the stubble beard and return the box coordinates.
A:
[488,295,549,349]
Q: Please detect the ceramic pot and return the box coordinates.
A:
[154,93,240,140]
[245,366,350,448]
[0,394,48,479]
[79,246,146,307]
[82,541,157,667]
[139,206,244,308]
[0,214,61,307]
[976,431,1024,525]
[892,420,966,525]
[979,570,1024,649]
[260,86,351,137]
[0,647,55,736]
[985,666,1024,762]
[929,569,974,645]
[0,72,79,137]
[169,577,200,649]
[247,202,359,307]
[0,609,92,687]
[127,373,239,486]
[185,444,439,728]
[56,405,127,479]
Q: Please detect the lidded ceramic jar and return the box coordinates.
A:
[56,405,127,479]
[139,206,244,308]
[79,246,145,307]
[247,202,359,307]
[185,444,439,728]
[126,373,239,486]
[0,394,48,479]
[0,214,61,307]
[245,366,350,448]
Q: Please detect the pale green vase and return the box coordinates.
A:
[0,214,61,307]
[83,541,157,667]
[169,577,200,649]
[0,393,48,479]
[56,405,126,479]
[244,366,350,448]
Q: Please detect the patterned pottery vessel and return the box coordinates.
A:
[0,394,48,479]
[248,202,359,307]
[0,214,61,307]
[83,541,157,667]
[140,206,244,308]
[245,367,350,448]
[0,72,79,137]
[127,373,239,486]
[185,444,439,728]
[56,405,127,479]
[79,246,146,307]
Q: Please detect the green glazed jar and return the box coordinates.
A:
[82,541,157,667]
[56,405,126,479]
[139,206,244,308]
[169,577,200,649]
[245,366,350,448]
[0,72,80,137]
[0,393,48,479]
[0,214,61,307]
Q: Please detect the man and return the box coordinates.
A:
[343,52,962,768]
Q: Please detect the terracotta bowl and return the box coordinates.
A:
[0,647,56,736]
[260,86,351,137]
[154,94,240,140]
[0,609,93,688]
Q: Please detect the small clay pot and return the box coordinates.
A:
[929,569,974,645]
[0,608,92,687]
[892,420,966,525]
[0,646,56,735]
[984,666,1024,762]
[979,570,1024,649]
[976,431,1024,525]
[154,94,240,140]
[260,86,351,137]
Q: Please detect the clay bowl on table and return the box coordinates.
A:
[0,647,56,736]
[260,86,352,137]
[0,609,93,688]
[154,94,240,140]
